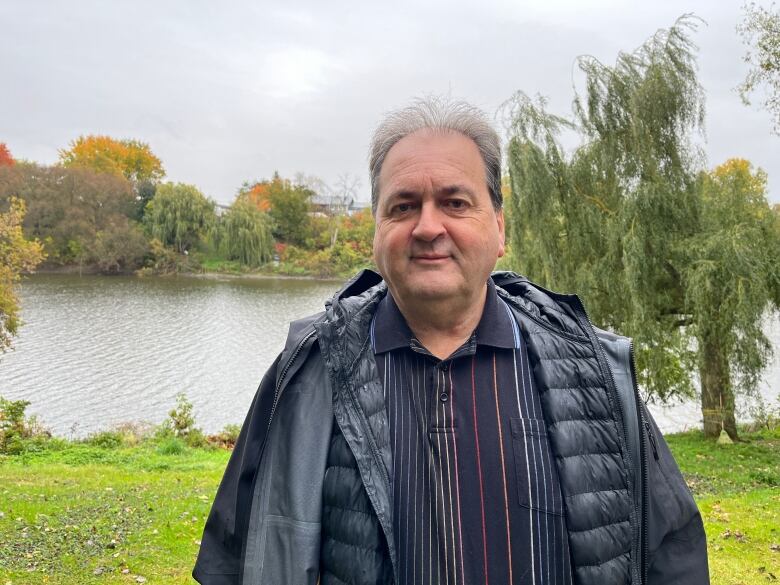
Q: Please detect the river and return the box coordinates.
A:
[1,274,778,437]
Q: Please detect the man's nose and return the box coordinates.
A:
[411,202,446,242]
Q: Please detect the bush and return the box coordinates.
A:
[85,430,123,449]
[0,396,51,454]
[207,423,241,449]
[137,238,201,276]
[156,393,207,448]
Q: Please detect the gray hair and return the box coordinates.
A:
[368,96,502,213]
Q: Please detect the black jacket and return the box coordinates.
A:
[194,270,709,585]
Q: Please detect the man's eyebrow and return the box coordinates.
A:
[439,184,477,198]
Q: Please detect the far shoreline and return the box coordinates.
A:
[25,264,347,283]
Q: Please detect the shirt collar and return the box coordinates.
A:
[372,279,520,354]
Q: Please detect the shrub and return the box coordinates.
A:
[156,393,207,448]
[85,430,123,449]
[0,396,51,454]
[207,423,241,449]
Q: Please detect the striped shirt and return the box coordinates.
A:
[371,281,573,585]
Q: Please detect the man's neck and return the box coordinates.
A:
[391,284,488,360]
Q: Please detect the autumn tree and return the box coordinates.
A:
[0,163,137,265]
[505,17,779,439]
[0,197,45,352]
[238,173,312,246]
[144,182,215,254]
[59,135,165,220]
[217,199,274,267]
[0,143,14,167]
[59,135,165,183]
[737,2,780,134]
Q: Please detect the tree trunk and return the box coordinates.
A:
[699,337,739,440]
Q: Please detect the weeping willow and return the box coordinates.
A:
[505,16,780,438]
[218,200,274,267]
[144,182,215,254]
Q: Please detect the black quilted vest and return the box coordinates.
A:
[316,274,636,585]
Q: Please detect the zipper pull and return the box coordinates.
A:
[645,420,659,461]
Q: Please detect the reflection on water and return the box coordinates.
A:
[1,273,778,436]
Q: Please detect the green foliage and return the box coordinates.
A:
[207,423,242,449]
[239,173,313,246]
[138,238,201,276]
[0,197,45,351]
[504,17,780,438]
[156,436,187,455]
[0,163,136,267]
[216,199,274,267]
[155,392,206,448]
[85,430,124,449]
[88,219,149,274]
[0,395,51,454]
[737,2,780,134]
[276,209,375,277]
[143,182,215,254]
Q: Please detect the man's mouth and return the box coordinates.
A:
[411,254,450,263]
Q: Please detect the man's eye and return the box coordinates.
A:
[446,199,467,210]
[394,203,413,213]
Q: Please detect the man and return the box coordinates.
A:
[194,98,709,585]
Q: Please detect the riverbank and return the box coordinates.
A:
[28,262,351,282]
[1,428,778,584]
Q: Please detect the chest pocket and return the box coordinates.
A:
[510,417,565,516]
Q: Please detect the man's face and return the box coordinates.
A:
[373,129,505,306]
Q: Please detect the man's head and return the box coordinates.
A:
[369,97,503,214]
[369,97,505,309]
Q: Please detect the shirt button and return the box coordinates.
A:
[440,392,449,403]
[439,362,449,372]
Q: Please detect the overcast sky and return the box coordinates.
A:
[1,0,777,205]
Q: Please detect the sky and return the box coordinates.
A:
[1,0,777,206]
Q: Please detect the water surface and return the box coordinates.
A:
[1,273,777,436]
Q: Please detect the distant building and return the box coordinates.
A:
[215,203,230,217]
[310,194,371,216]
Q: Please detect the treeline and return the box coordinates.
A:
[0,138,374,278]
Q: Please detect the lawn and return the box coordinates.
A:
[0,428,778,584]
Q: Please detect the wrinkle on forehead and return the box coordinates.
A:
[377,130,488,201]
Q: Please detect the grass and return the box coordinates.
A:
[0,428,778,584]
[0,443,229,584]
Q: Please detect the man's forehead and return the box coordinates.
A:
[378,130,487,193]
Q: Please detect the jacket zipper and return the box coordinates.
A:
[629,341,651,585]
[571,296,643,585]
[267,328,317,437]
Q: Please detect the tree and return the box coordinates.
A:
[0,143,14,167]
[217,199,274,267]
[686,159,780,437]
[737,2,780,134]
[59,135,165,183]
[505,17,779,439]
[0,163,137,265]
[144,182,215,254]
[88,218,149,274]
[0,197,45,352]
[238,173,312,245]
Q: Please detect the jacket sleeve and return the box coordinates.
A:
[642,402,710,585]
[192,353,282,585]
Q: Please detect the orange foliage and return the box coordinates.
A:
[242,183,272,212]
[0,143,14,167]
[58,135,164,183]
